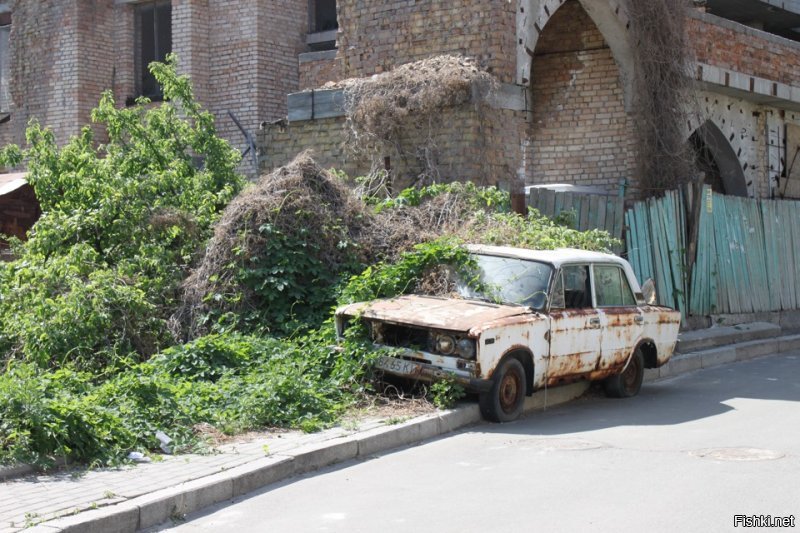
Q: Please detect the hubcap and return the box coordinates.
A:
[622,356,640,392]
[499,370,521,412]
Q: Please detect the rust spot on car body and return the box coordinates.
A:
[545,368,618,387]
[486,344,532,379]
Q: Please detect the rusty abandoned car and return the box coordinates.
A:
[336,245,681,422]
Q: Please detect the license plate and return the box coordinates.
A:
[375,356,424,377]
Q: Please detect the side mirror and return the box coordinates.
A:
[641,278,657,305]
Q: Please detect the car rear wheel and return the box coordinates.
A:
[480,357,526,422]
[604,348,644,398]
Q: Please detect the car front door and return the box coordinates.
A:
[546,264,602,381]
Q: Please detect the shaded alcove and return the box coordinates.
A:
[688,120,748,197]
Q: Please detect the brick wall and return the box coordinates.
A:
[173,0,210,106]
[259,103,527,190]
[336,0,516,84]
[204,0,306,170]
[4,1,82,147]
[77,0,115,142]
[689,13,800,88]
[0,184,40,246]
[528,0,635,194]
[0,0,307,179]
[299,54,341,90]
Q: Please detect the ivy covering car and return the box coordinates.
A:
[336,245,681,422]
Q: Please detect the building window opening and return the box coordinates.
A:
[135,0,172,101]
[308,0,337,51]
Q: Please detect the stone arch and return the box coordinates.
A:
[686,93,759,197]
[687,119,749,197]
[525,0,635,192]
[516,0,634,109]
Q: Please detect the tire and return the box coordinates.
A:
[604,347,644,398]
[479,357,527,422]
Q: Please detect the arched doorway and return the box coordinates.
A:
[689,120,748,197]
[527,0,635,193]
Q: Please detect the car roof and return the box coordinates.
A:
[466,244,628,269]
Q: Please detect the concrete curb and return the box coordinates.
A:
[645,333,800,382]
[33,383,588,532]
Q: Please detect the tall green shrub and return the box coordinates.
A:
[0,55,243,371]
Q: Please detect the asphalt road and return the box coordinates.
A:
[155,353,800,533]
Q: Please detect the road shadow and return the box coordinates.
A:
[476,353,800,437]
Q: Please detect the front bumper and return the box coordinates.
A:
[374,355,492,393]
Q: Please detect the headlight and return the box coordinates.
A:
[456,338,476,360]
[435,334,456,355]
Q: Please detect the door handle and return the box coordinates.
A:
[589,317,601,327]
[634,315,644,324]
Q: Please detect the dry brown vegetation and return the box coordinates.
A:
[627,0,699,195]
[173,152,618,339]
[340,55,496,189]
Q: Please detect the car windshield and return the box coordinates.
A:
[457,253,553,309]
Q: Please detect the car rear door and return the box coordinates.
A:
[593,263,644,373]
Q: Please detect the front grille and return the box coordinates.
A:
[368,321,431,351]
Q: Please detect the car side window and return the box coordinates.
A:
[594,265,636,307]
[562,265,592,309]
[550,270,565,309]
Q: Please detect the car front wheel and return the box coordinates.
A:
[480,357,526,422]
[604,348,644,398]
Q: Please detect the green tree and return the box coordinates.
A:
[0,55,244,371]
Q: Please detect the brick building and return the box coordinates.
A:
[0,0,799,213]
[0,0,313,172]
[260,0,800,201]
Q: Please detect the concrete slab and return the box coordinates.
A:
[229,456,296,498]
[676,322,780,353]
[285,437,358,476]
[354,418,429,458]
[436,405,481,434]
[778,334,800,352]
[643,368,660,382]
[659,353,703,379]
[523,382,590,412]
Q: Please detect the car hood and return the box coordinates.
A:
[336,295,533,333]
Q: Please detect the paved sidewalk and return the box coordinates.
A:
[1,383,587,533]
[2,325,799,533]
[1,416,397,532]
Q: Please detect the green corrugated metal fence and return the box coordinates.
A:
[627,186,800,317]
[528,188,625,245]
[624,190,688,316]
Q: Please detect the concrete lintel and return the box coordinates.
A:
[286,83,527,123]
[298,50,337,64]
[306,29,338,46]
[696,62,800,112]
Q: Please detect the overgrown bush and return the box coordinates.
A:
[0,55,242,371]
[0,328,382,466]
[178,154,368,339]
